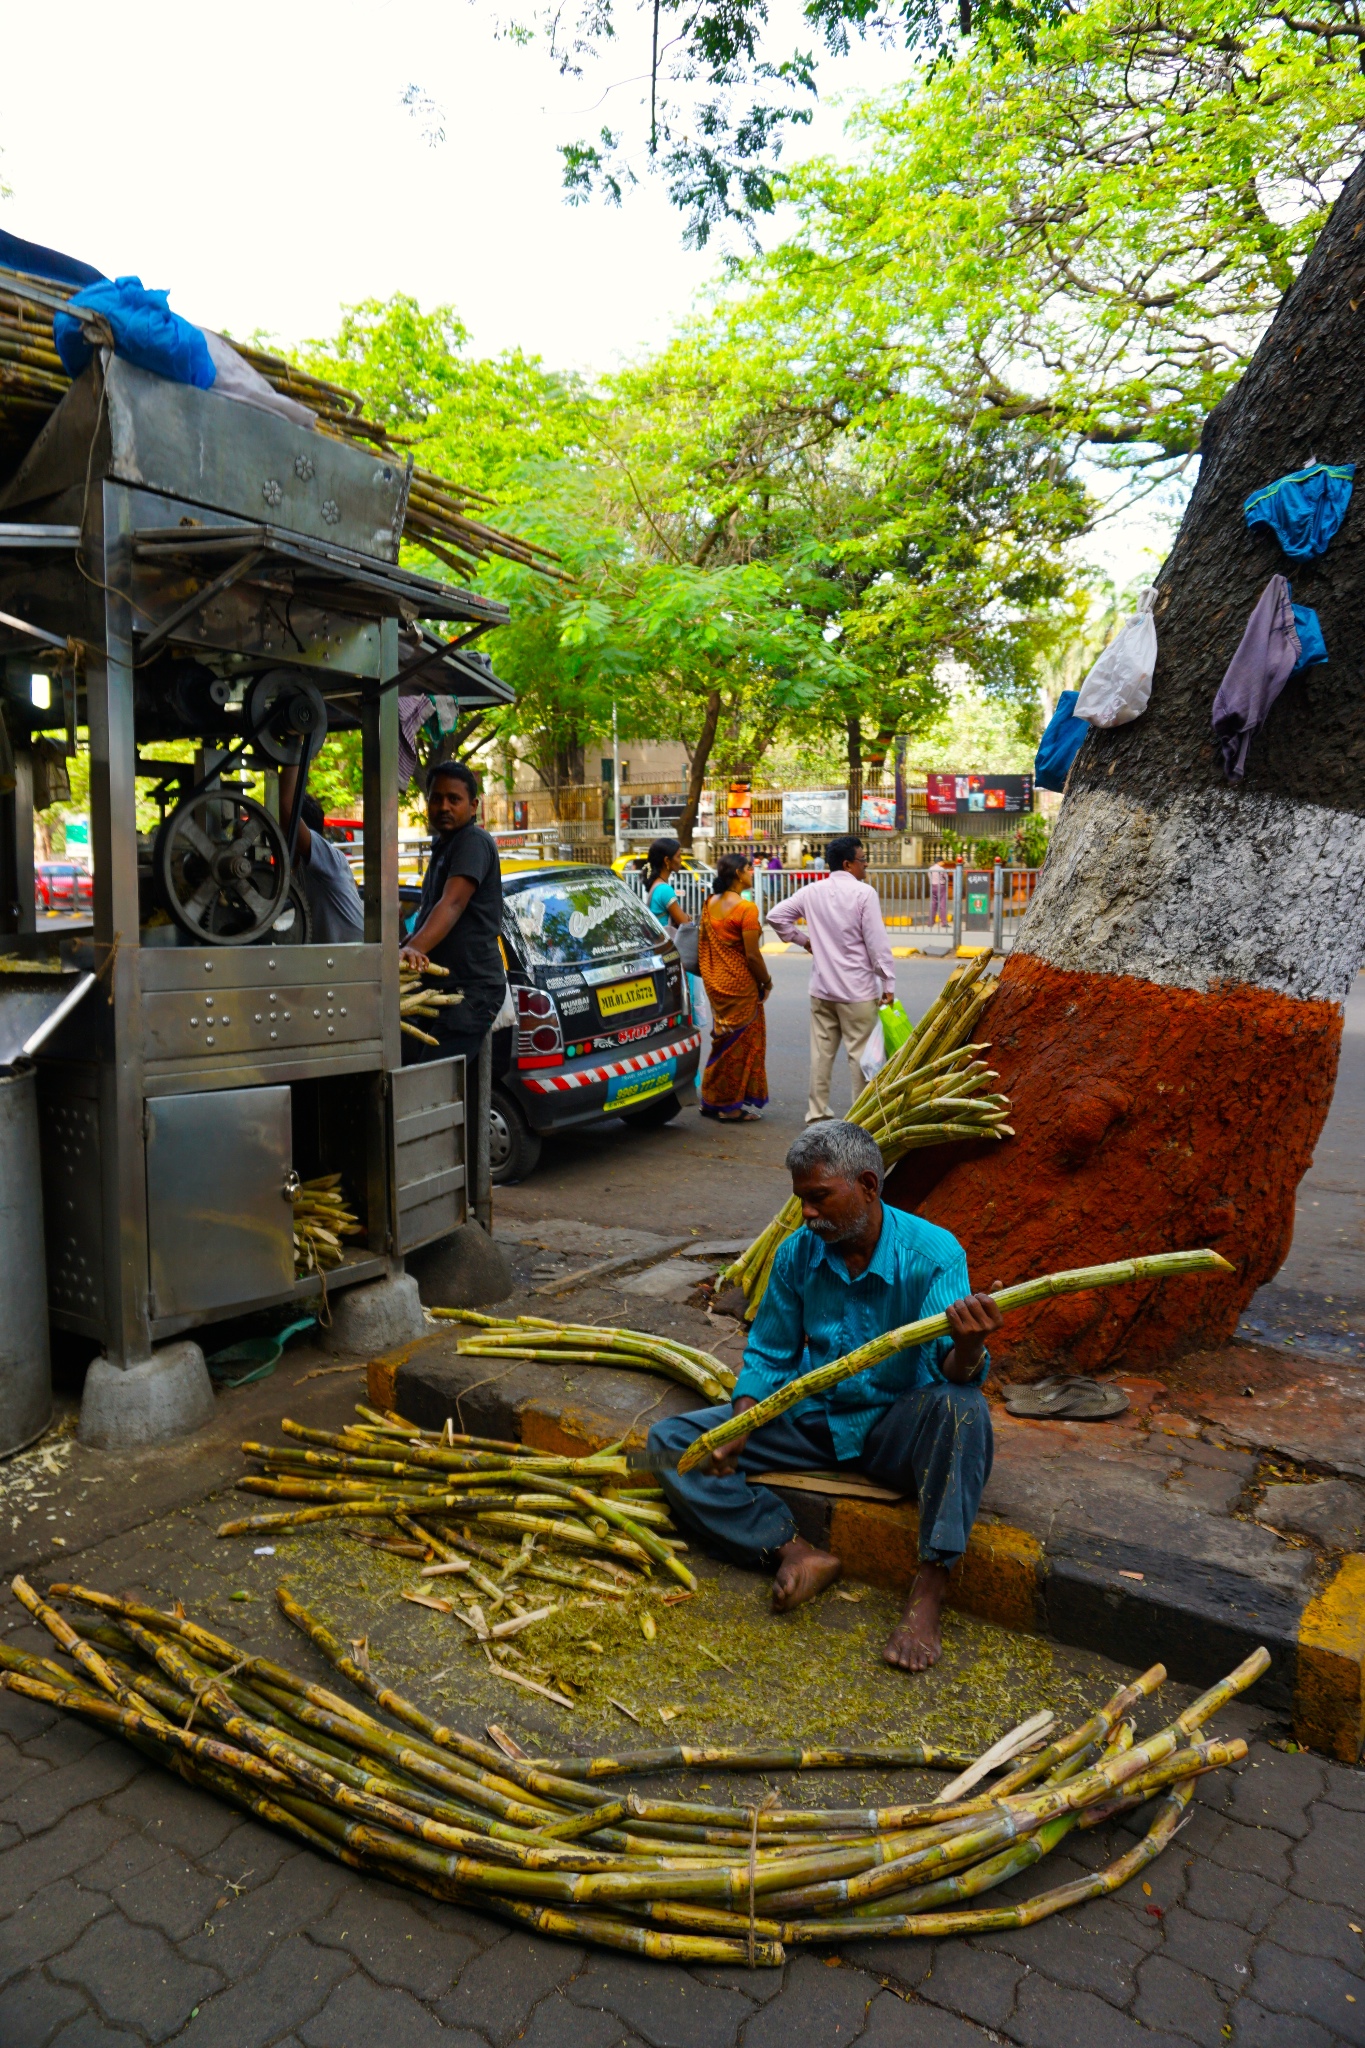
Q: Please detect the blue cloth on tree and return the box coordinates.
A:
[53,277,215,390]
[1290,603,1327,675]
[1034,689,1089,792]
[1244,463,1354,562]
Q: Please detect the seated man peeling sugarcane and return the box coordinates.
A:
[649,1121,1001,1671]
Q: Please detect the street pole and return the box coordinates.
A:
[612,702,623,860]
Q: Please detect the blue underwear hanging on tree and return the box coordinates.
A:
[1243,462,1354,560]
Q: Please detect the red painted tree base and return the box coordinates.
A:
[884,955,1342,1378]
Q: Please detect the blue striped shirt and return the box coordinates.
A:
[732,1203,985,1461]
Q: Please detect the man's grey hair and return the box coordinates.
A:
[786,1120,884,1191]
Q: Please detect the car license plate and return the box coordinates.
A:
[607,1059,676,1109]
[597,976,655,1017]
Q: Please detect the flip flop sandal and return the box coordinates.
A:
[1003,1377,1130,1421]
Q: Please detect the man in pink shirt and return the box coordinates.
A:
[766,834,896,1122]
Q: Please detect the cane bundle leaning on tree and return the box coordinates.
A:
[0,1570,1265,1966]
[721,952,1010,1318]
[678,1250,1234,1473]
[431,1308,736,1403]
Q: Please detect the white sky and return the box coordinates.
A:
[0,0,1166,587]
[0,0,891,370]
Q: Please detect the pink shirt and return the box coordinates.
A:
[766,869,896,1003]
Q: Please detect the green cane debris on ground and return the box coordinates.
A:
[276,1524,1099,1781]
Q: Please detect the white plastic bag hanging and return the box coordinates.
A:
[859,1015,886,1085]
[1073,588,1158,728]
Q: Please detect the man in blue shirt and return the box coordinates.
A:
[649,1121,1000,1670]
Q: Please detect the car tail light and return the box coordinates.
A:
[516,985,564,1068]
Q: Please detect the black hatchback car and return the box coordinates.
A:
[488,863,703,1181]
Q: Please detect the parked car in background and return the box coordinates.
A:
[398,859,703,1182]
[35,862,93,914]
[491,862,702,1181]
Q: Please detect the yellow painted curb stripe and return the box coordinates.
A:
[1294,1552,1365,1764]
[828,1499,1044,1636]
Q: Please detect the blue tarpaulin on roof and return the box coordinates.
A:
[0,230,104,289]
[54,277,215,390]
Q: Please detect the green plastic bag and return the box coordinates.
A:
[879,998,912,1057]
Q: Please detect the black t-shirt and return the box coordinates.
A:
[414,823,505,1019]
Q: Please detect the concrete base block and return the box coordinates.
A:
[405,1225,514,1311]
[320,1271,427,1355]
[78,1340,216,1450]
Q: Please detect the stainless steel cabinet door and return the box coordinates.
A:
[145,1086,294,1318]
[390,1057,466,1253]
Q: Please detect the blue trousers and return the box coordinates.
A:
[648,1381,994,1572]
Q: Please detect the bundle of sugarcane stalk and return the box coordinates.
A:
[292,1174,364,1278]
[721,953,1010,1318]
[432,1307,736,1403]
[0,1568,1265,1966]
[399,961,464,1047]
[219,1406,698,1599]
[0,265,558,583]
[679,1249,1234,1473]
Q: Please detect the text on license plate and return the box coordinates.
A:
[597,976,655,1017]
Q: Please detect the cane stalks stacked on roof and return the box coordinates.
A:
[0,1560,1266,1967]
[722,952,1010,1318]
[0,264,561,582]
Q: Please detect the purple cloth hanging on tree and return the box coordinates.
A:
[1211,575,1300,779]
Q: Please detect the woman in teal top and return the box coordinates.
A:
[646,837,686,929]
[645,837,709,1030]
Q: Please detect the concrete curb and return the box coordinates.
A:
[370,1341,1365,1762]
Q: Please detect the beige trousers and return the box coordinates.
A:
[807,997,882,1123]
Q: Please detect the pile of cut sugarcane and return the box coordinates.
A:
[433,1308,736,1404]
[292,1174,364,1278]
[722,953,1012,1317]
[220,1406,696,1606]
[0,1567,1264,1966]
[400,961,465,1047]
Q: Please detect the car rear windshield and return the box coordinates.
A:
[507,874,665,966]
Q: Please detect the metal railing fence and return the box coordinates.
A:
[622,863,1042,948]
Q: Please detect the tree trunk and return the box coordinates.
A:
[846,714,863,828]
[889,159,1365,1377]
[677,686,723,848]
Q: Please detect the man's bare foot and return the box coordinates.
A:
[772,1536,842,1611]
[883,1563,951,1671]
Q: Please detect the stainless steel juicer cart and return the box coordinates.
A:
[0,351,511,1445]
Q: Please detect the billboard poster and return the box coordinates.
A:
[697,790,716,835]
[782,789,848,834]
[727,781,752,839]
[628,795,687,833]
[859,792,896,832]
[925,773,1033,816]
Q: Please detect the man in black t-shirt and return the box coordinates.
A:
[400,762,506,1067]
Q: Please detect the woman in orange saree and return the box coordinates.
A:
[697,856,772,1121]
